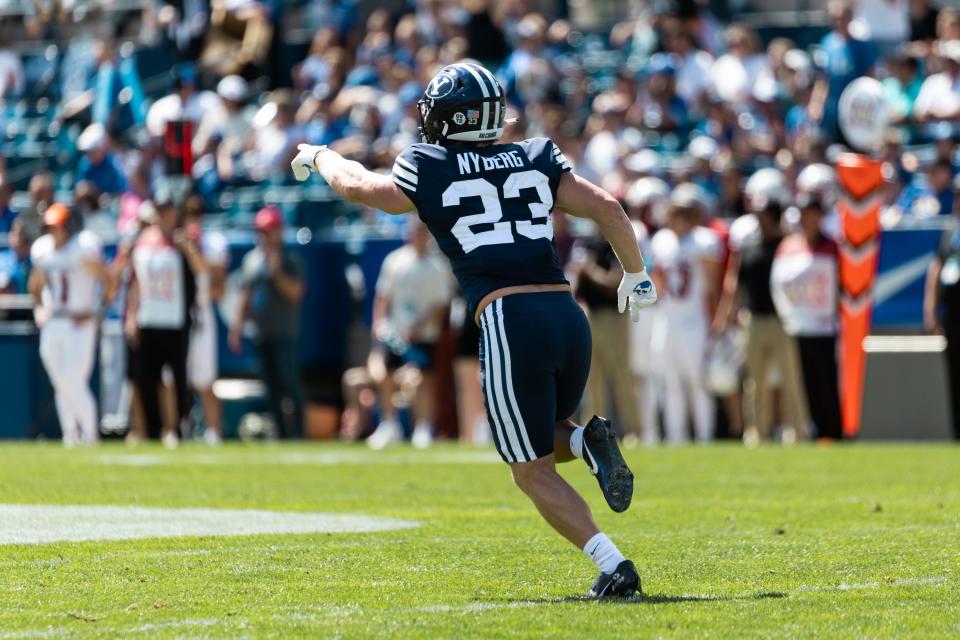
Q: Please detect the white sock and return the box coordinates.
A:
[570,426,585,460]
[583,532,626,574]
[414,421,431,433]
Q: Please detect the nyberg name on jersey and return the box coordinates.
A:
[456,150,526,175]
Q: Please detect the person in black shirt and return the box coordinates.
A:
[924,222,960,440]
[715,203,809,444]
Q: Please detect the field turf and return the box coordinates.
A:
[0,441,957,638]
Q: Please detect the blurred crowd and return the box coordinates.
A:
[3,0,960,443]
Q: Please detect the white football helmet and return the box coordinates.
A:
[796,163,837,208]
[744,168,789,212]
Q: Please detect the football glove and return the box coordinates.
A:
[291,144,328,181]
[618,269,657,322]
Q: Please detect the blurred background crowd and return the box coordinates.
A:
[1,0,959,446]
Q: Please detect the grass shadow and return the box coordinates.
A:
[521,591,788,606]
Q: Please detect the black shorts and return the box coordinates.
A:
[479,291,592,464]
[456,315,482,358]
[385,342,436,371]
[125,341,140,383]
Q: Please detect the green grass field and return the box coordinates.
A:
[0,441,957,639]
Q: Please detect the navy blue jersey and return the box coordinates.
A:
[392,137,572,317]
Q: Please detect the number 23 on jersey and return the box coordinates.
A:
[444,169,554,253]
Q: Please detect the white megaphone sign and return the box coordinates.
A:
[838,76,889,153]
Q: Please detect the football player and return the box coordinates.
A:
[292,62,657,598]
[29,204,109,446]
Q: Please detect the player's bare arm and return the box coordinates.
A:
[228,286,251,354]
[555,171,657,320]
[292,144,415,215]
[925,257,944,334]
[713,251,741,334]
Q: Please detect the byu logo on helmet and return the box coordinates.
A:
[634,280,653,296]
[426,74,455,99]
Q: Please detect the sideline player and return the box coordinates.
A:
[291,62,657,597]
[29,204,109,445]
[648,185,721,443]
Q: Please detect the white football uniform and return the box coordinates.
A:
[189,231,229,389]
[649,226,720,443]
[30,231,104,445]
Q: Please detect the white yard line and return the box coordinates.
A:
[98,450,502,467]
[0,504,419,545]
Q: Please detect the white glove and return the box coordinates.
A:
[291,144,327,181]
[618,269,657,322]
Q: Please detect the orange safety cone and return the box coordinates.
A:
[835,153,885,438]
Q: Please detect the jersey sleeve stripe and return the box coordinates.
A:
[392,164,419,185]
[393,175,417,193]
[395,156,417,174]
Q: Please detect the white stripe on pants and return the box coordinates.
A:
[482,300,535,462]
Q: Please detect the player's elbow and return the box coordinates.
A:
[593,195,627,225]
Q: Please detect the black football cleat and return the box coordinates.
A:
[587,559,641,598]
[582,416,634,513]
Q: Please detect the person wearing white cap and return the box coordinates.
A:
[914,40,960,122]
[648,184,722,443]
[192,74,252,167]
[76,123,127,196]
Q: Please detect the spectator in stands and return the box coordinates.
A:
[148,0,211,61]
[573,226,643,444]
[126,195,198,446]
[247,90,304,181]
[146,64,220,139]
[853,0,909,51]
[75,124,127,196]
[632,53,688,133]
[0,217,31,294]
[661,17,714,109]
[201,0,275,77]
[710,23,772,110]
[118,158,150,236]
[771,194,843,440]
[910,0,941,42]
[28,172,55,215]
[884,53,922,124]
[366,219,453,450]
[914,40,960,122]
[0,174,15,233]
[0,38,24,98]
[229,206,305,439]
[90,39,147,130]
[810,0,879,135]
[897,158,956,216]
[193,74,253,186]
[73,181,115,240]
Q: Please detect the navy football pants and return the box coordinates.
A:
[479,291,592,463]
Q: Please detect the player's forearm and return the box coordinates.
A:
[593,203,647,274]
[924,259,942,327]
[232,289,250,330]
[313,149,373,204]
